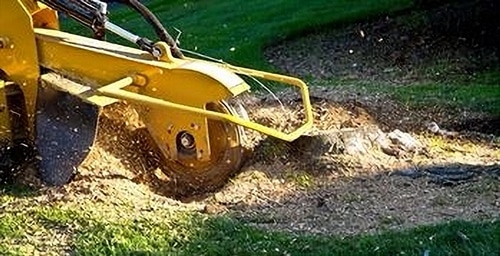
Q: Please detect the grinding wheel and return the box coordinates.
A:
[159,100,247,192]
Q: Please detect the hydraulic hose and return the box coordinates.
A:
[103,0,184,58]
[41,0,183,58]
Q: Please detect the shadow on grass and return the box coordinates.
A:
[0,147,498,255]
[66,202,500,255]
[450,116,500,136]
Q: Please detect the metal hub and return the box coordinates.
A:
[177,131,196,154]
[160,101,247,191]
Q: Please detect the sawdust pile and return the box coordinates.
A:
[13,0,500,234]
[12,84,499,236]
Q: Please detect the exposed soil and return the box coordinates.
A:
[5,0,500,238]
[16,87,499,237]
[266,0,500,83]
[264,1,500,140]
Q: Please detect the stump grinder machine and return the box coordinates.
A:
[0,0,312,190]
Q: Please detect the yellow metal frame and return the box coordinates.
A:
[97,73,312,142]
[34,28,312,143]
[2,0,312,165]
[0,0,49,140]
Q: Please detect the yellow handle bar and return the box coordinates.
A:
[98,71,313,142]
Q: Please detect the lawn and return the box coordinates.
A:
[63,0,499,114]
[1,185,499,255]
[64,0,414,68]
[1,0,499,255]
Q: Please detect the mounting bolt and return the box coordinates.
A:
[133,74,148,87]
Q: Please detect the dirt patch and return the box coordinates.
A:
[228,169,499,235]
[203,90,499,235]
[265,0,500,83]
[15,86,498,236]
[219,1,500,235]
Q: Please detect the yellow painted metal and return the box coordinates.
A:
[35,28,250,162]
[98,76,312,142]
[3,0,312,170]
[159,101,245,189]
[40,72,119,107]
[35,27,313,141]
[34,27,313,143]
[0,0,49,140]
[31,3,60,30]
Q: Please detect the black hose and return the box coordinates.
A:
[104,0,183,58]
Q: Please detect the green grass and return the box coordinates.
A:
[63,0,413,69]
[60,0,500,114]
[392,83,500,114]
[316,69,500,115]
[390,70,500,114]
[1,204,499,255]
[5,0,496,254]
[78,217,499,255]
[0,213,26,240]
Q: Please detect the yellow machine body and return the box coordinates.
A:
[0,0,313,189]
